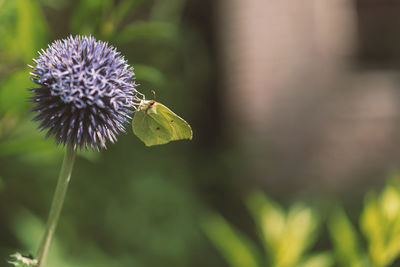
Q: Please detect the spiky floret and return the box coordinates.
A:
[29,35,137,150]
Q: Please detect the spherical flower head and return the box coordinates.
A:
[29,35,137,150]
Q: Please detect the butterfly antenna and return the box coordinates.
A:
[136,91,146,101]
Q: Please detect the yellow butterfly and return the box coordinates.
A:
[132,100,193,146]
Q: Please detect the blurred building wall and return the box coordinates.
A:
[218,0,400,191]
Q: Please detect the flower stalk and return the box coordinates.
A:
[36,146,76,267]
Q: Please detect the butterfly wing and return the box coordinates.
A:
[132,108,171,146]
[132,101,192,146]
[149,102,192,142]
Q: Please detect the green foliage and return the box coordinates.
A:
[327,176,400,267]
[0,0,47,64]
[328,207,364,267]
[205,177,400,267]
[298,252,333,267]
[114,21,177,44]
[134,64,165,85]
[203,192,333,267]
[360,177,400,267]
[246,193,325,267]
[0,69,33,114]
[0,0,57,160]
[11,209,126,267]
[202,212,261,267]
[16,0,48,62]
[70,0,112,35]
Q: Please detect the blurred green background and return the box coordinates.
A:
[0,0,221,266]
[2,0,400,266]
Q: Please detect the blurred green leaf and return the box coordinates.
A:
[150,0,186,24]
[0,175,4,192]
[38,0,68,9]
[16,0,48,62]
[0,114,58,157]
[70,0,112,35]
[114,21,177,44]
[111,0,146,29]
[298,252,334,267]
[12,210,44,252]
[360,192,386,266]
[360,179,400,267]
[76,150,101,163]
[0,0,17,51]
[328,207,363,267]
[246,192,285,254]
[276,204,319,267]
[135,64,165,85]
[103,174,200,266]
[380,180,400,222]
[202,212,261,267]
[246,193,320,267]
[0,69,33,114]
[12,210,121,267]
[0,136,55,157]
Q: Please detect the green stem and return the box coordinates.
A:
[36,146,76,267]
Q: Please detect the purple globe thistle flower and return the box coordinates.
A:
[29,35,137,150]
